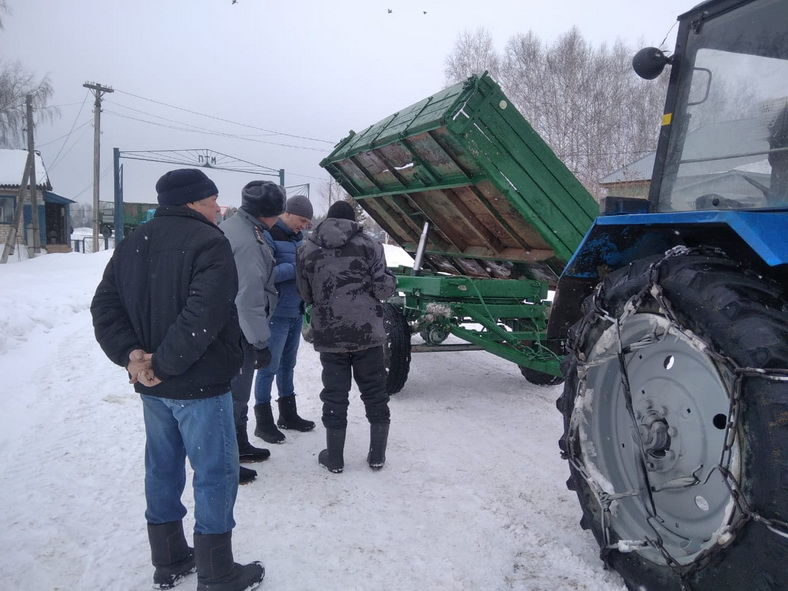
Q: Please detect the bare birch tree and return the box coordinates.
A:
[320,176,387,240]
[445,27,667,198]
[444,27,500,81]
[0,62,56,147]
[0,4,57,147]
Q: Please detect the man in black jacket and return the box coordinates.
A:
[91,169,264,591]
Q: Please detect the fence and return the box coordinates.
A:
[72,235,114,253]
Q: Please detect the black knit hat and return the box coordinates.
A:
[241,180,286,218]
[156,169,218,206]
[326,200,356,221]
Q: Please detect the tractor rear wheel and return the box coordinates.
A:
[557,249,787,590]
[383,303,411,394]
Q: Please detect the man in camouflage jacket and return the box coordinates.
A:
[296,200,397,473]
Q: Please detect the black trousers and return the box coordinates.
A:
[319,346,390,430]
[229,339,255,426]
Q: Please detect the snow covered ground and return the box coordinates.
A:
[0,248,626,591]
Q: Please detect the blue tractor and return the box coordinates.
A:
[554,0,787,588]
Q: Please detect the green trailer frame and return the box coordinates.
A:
[320,73,598,390]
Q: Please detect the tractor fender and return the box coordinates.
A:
[548,209,788,348]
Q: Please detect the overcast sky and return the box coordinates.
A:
[2,0,693,213]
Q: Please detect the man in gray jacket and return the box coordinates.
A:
[296,200,397,473]
[219,181,285,484]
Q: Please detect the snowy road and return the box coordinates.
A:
[0,251,626,590]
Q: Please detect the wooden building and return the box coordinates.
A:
[0,149,75,253]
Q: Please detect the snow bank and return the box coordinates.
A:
[0,250,625,591]
[0,250,111,353]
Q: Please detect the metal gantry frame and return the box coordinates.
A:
[111,148,286,241]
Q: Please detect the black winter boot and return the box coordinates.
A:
[239,466,256,485]
[318,428,346,473]
[253,403,285,444]
[367,423,390,470]
[277,396,316,432]
[236,423,270,463]
[194,531,264,591]
[148,520,196,589]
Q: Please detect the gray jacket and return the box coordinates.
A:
[296,218,396,352]
[220,209,277,348]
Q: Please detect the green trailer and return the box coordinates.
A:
[98,200,157,236]
[320,73,598,392]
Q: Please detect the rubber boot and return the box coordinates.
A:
[253,402,285,444]
[318,428,346,473]
[277,396,316,432]
[148,520,196,589]
[236,423,270,463]
[367,423,390,470]
[194,531,264,591]
[239,466,256,485]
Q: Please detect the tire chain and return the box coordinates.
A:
[566,245,788,591]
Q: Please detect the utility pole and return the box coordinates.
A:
[0,156,32,264]
[83,81,113,252]
[25,94,40,255]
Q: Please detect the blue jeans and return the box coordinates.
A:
[254,315,302,405]
[142,393,239,535]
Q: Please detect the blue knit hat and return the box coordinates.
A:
[156,169,218,206]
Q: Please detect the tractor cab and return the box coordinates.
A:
[639,0,788,213]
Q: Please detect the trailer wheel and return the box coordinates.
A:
[557,249,787,590]
[383,303,411,394]
[520,366,563,386]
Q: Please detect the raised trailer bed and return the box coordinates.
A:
[320,73,597,392]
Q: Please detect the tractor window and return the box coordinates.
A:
[657,0,788,212]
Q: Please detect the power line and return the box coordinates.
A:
[46,91,90,166]
[37,119,91,148]
[47,100,91,109]
[104,109,331,153]
[73,163,113,199]
[114,88,335,144]
[107,99,294,140]
[47,124,91,172]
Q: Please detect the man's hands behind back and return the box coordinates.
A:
[127,349,162,387]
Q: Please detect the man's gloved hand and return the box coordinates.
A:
[253,347,272,369]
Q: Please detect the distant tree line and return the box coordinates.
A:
[445,27,668,199]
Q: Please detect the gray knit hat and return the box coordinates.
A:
[285,195,313,220]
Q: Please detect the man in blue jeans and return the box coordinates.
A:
[91,169,264,591]
[254,195,317,443]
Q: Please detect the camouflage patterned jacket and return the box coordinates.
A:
[296,218,396,352]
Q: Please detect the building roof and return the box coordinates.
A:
[44,191,75,205]
[0,149,51,190]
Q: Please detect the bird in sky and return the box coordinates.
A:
[387,8,392,13]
